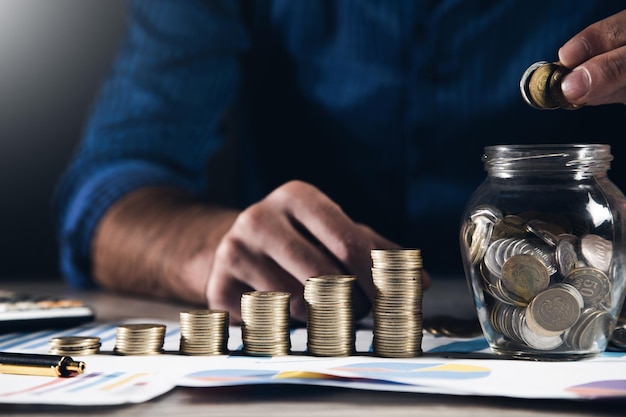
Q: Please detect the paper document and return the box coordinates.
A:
[1,319,625,405]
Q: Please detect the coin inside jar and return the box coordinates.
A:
[526,284,583,334]
[500,254,550,301]
[563,267,611,306]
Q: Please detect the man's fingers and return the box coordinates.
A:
[558,10,626,105]
[561,46,626,105]
[559,10,626,68]
[208,235,308,322]
[206,276,252,324]
[207,180,430,326]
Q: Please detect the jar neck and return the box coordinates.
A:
[483,144,612,179]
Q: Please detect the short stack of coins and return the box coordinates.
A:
[465,205,616,353]
[371,248,424,358]
[113,323,166,355]
[520,61,580,110]
[304,275,356,357]
[49,336,101,355]
[179,309,229,355]
[240,291,291,356]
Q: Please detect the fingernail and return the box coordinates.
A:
[561,68,589,101]
[558,38,590,67]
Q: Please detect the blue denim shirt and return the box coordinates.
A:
[54,0,626,286]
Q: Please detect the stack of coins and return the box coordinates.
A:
[520,61,580,110]
[113,323,166,355]
[240,291,291,356]
[371,248,424,358]
[179,309,229,355]
[49,336,101,355]
[304,275,356,357]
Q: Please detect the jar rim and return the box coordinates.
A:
[482,143,612,176]
[484,143,610,154]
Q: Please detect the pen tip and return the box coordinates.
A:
[66,360,86,374]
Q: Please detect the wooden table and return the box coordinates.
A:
[1,276,625,416]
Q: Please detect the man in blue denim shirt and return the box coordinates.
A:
[54,1,626,322]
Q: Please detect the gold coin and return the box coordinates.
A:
[520,61,577,110]
[500,254,550,301]
[49,336,101,348]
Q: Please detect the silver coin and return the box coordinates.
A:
[469,204,503,224]
[525,219,559,247]
[492,215,527,239]
[555,239,578,278]
[526,284,582,333]
[466,218,494,264]
[494,278,530,307]
[525,240,557,276]
[520,321,563,350]
[483,238,510,278]
[580,234,612,272]
[563,267,610,306]
[495,238,517,270]
[557,233,578,246]
[564,307,612,351]
[467,206,501,264]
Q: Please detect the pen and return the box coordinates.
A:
[0,351,85,377]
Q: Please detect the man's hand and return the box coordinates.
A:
[206,180,430,323]
[93,181,430,324]
[559,9,626,106]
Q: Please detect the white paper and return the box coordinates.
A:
[1,318,625,405]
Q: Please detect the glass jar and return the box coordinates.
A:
[460,144,626,360]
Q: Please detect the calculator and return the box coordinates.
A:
[0,290,95,333]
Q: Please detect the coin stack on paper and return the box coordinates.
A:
[304,275,356,357]
[466,205,616,352]
[371,248,424,358]
[113,323,166,355]
[240,291,291,356]
[48,336,101,355]
[179,309,229,355]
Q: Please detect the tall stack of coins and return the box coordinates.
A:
[304,275,356,356]
[465,205,617,353]
[371,248,424,358]
[240,291,291,356]
[179,309,229,355]
[49,336,101,356]
[113,323,166,355]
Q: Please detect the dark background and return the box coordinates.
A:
[2,2,626,283]
[0,0,126,281]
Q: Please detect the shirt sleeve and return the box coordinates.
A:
[53,0,249,287]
